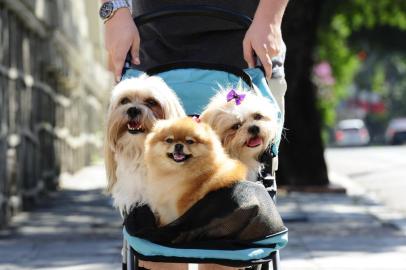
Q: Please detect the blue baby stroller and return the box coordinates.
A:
[120,5,288,270]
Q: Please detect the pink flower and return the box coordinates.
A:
[314,61,335,86]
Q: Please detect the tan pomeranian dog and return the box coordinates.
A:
[200,88,279,182]
[144,117,247,226]
[104,75,185,214]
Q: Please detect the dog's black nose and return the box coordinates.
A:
[127,107,141,118]
[248,125,260,135]
[174,143,184,152]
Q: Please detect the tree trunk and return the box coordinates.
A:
[278,0,329,186]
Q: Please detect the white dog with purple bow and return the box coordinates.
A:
[201,88,279,181]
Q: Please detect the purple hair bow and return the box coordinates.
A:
[226,89,246,105]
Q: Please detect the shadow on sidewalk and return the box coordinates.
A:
[278,192,406,269]
[0,184,123,269]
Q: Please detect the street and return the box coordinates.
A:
[326,145,406,215]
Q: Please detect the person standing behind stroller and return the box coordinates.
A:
[101,0,288,269]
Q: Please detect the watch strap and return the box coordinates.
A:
[112,0,130,12]
[101,0,130,22]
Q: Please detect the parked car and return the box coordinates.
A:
[334,119,370,146]
[385,117,406,145]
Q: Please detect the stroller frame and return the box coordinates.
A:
[120,5,285,270]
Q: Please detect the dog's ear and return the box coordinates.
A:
[165,98,186,119]
[161,91,186,119]
[104,137,117,193]
[104,135,117,193]
[200,122,222,143]
[200,109,214,126]
[200,90,228,127]
[144,75,185,119]
[104,110,118,193]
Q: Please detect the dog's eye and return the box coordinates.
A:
[231,123,242,130]
[253,113,263,120]
[120,97,131,105]
[145,98,158,107]
[165,138,174,144]
[185,139,195,145]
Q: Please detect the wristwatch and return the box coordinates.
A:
[99,0,130,22]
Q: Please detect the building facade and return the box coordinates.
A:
[0,0,111,227]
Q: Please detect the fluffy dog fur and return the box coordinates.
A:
[104,75,185,213]
[145,117,247,226]
[200,89,278,182]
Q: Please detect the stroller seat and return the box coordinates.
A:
[119,5,288,270]
[121,65,286,270]
[123,181,288,270]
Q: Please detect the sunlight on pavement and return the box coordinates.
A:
[60,164,108,191]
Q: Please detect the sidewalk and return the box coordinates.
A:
[0,165,123,270]
[1,165,406,270]
[278,190,406,269]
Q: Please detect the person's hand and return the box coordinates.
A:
[243,0,287,79]
[104,8,140,82]
[243,15,282,79]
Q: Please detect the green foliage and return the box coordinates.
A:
[380,54,406,117]
[315,0,406,129]
[371,66,386,95]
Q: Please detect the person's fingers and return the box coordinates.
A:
[262,53,273,79]
[266,26,282,57]
[130,35,140,65]
[113,52,126,82]
[268,42,281,58]
[259,44,273,79]
[243,38,255,68]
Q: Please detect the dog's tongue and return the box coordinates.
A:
[128,120,141,129]
[173,153,185,161]
[246,137,262,147]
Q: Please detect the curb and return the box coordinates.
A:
[329,171,406,235]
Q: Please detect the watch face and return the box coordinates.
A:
[100,2,114,19]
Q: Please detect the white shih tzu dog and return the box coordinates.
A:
[104,75,185,213]
[200,88,279,182]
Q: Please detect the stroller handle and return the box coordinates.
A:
[133,5,253,28]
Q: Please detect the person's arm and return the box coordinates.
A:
[243,0,288,78]
[101,0,140,82]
